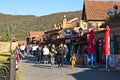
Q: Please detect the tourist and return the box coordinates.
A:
[25,44,30,55]
[50,44,57,68]
[57,43,65,68]
[37,44,43,64]
[29,44,33,55]
[64,44,69,64]
[43,45,49,64]
[32,44,38,55]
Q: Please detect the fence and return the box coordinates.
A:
[0,54,16,80]
[0,42,18,53]
[0,61,9,80]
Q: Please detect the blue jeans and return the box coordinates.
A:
[64,55,67,64]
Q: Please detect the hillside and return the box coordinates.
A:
[0,10,82,40]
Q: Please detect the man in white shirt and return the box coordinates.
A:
[43,45,49,64]
[32,44,38,55]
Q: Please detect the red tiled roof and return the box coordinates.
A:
[84,1,120,20]
[29,31,44,40]
[12,37,19,42]
[18,40,26,45]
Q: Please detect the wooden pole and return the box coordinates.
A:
[10,25,12,53]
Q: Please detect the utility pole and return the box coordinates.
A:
[10,24,12,53]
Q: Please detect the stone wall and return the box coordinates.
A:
[0,42,18,53]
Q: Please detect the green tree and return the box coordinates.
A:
[0,29,10,42]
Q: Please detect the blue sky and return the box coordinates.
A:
[0,0,84,16]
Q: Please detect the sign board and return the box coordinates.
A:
[107,9,115,16]
[65,39,71,43]
[64,29,72,37]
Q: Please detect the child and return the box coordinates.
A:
[70,53,76,69]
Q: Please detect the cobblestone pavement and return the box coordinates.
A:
[20,55,120,80]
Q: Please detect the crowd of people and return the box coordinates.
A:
[37,43,69,69]
[13,42,77,69]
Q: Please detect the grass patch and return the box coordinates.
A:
[0,51,11,55]
[0,52,11,61]
[16,70,21,80]
[0,56,9,61]
[16,62,22,80]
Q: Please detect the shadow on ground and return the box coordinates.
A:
[22,55,120,80]
[22,55,37,64]
[68,67,120,80]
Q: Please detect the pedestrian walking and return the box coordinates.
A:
[64,44,69,64]
[37,45,43,64]
[29,44,33,55]
[43,45,49,64]
[25,44,30,55]
[50,44,57,68]
[57,43,65,68]
[14,46,25,60]
[16,45,23,60]
[32,44,38,55]
[13,46,25,70]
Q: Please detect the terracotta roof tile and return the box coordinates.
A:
[18,40,26,45]
[84,1,120,20]
[29,31,44,40]
[12,37,19,42]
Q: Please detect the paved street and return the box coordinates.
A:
[20,55,120,80]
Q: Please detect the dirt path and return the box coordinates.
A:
[20,55,120,80]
